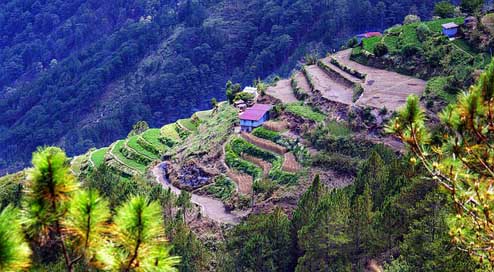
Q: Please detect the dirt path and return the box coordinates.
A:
[333,49,426,111]
[266,79,299,103]
[152,164,242,224]
[305,65,353,105]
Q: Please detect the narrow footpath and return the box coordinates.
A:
[151,163,242,224]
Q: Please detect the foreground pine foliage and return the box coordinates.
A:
[99,196,180,271]
[387,61,494,267]
[0,206,31,271]
[0,147,180,271]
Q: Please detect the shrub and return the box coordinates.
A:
[434,1,455,18]
[373,42,388,57]
[207,175,235,200]
[291,77,308,100]
[352,84,364,102]
[253,179,277,195]
[234,92,255,102]
[252,127,281,142]
[230,138,278,163]
[312,152,359,175]
[400,44,421,57]
[416,23,432,42]
[403,14,421,25]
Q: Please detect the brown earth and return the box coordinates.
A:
[332,49,426,111]
[265,79,299,104]
[241,132,287,155]
[262,120,288,132]
[282,152,302,173]
[243,154,272,177]
[227,170,253,195]
[294,71,311,94]
[305,65,354,105]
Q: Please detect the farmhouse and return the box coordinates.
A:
[442,22,459,38]
[356,32,382,44]
[239,104,272,132]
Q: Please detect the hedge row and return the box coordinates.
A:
[225,145,262,180]
[252,127,281,143]
[230,138,278,163]
[290,77,308,100]
[329,58,366,79]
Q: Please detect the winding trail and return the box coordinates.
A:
[151,163,242,224]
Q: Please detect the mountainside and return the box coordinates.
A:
[0,0,443,174]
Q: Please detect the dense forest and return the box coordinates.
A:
[0,0,445,174]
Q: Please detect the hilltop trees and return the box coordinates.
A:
[434,1,456,18]
[461,0,484,13]
[387,60,494,268]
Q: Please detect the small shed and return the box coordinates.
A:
[442,22,459,38]
[239,104,272,132]
[356,32,382,44]
[234,99,247,111]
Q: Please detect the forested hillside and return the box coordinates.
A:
[0,0,443,174]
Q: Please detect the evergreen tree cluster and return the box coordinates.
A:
[223,145,476,271]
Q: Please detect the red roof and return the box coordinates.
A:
[239,104,272,121]
[364,32,382,38]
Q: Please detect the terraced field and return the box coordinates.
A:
[177,118,197,132]
[127,136,159,160]
[110,140,147,173]
[304,65,354,105]
[90,148,108,168]
[266,79,299,103]
[333,49,426,111]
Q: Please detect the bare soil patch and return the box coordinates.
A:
[227,170,253,195]
[282,152,301,173]
[294,71,311,94]
[243,154,272,177]
[263,120,288,132]
[333,49,426,111]
[266,79,299,104]
[305,65,353,105]
[241,132,287,155]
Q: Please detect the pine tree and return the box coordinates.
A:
[64,189,111,267]
[23,147,79,270]
[350,183,374,266]
[99,195,180,271]
[354,151,388,209]
[387,61,494,267]
[296,190,351,271]
[0,206,31,271]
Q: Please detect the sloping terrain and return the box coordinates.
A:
[332,49,426,111]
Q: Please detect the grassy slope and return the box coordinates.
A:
[285,103,325,122]
[161,123,181,140]
[362,17,465,52]
[127,135,159,159]
[111,140,147,172]
[91,148,108,167]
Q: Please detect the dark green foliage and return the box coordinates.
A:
[252,127,281,142]
[434,1,456,18]
[352,84,364,102]
[226,208,293,271]
[416,23,432,42]
[461,0,484,13]
[296,190,351,271]
[229,138,278,163]
[226,81,242,103]
[312,152,359,175]
[207,176,235,200]
[373,42,389,57]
